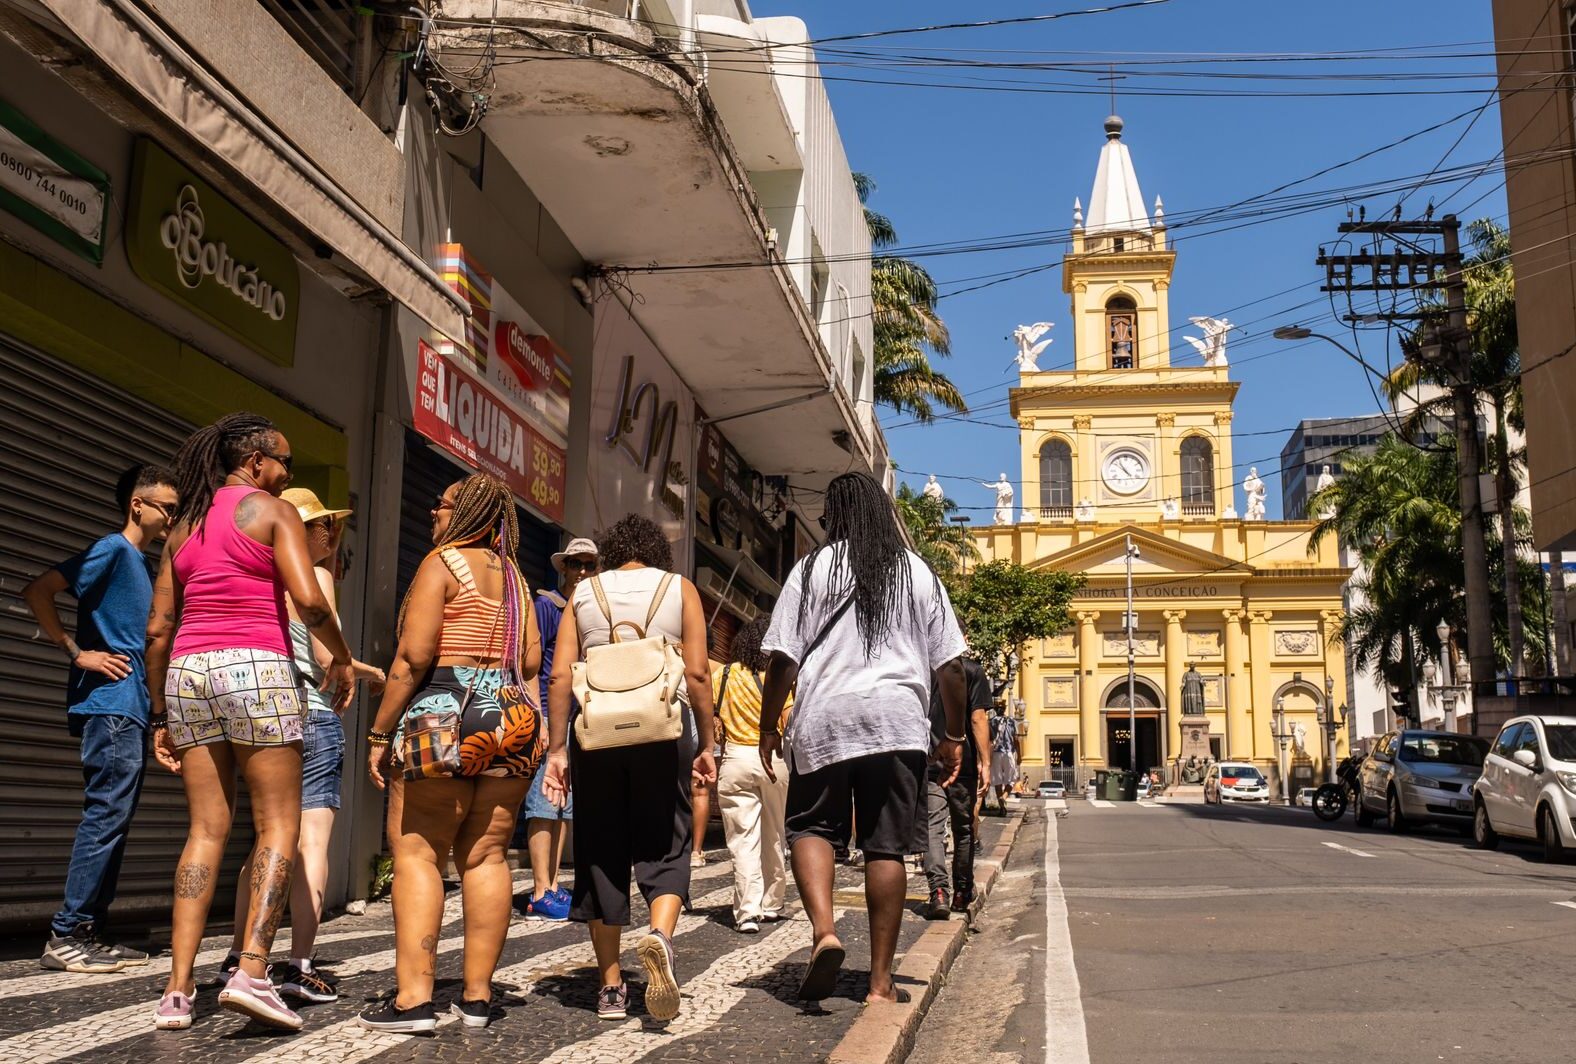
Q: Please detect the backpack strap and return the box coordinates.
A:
[587,575,614,626]
[439,547,476,593]
[717,663,733,712]
[644,572,677,633]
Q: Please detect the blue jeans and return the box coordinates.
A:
[52,714,147,936]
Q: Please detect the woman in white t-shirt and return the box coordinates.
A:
[542,515,717,1024]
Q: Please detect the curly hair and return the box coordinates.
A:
[728,616,771,671]
[596,514,673,571]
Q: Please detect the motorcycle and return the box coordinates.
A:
[1311,756,1363,822]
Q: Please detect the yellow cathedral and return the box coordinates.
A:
[974,115,1352,790]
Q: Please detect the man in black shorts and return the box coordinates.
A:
[759,472,968,1007]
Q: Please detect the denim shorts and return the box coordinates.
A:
[301,710,344,811]
[523,715,572,821]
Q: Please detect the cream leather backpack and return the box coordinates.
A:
[571,573,687,750]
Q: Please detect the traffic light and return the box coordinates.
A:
[1389,688,1412,726]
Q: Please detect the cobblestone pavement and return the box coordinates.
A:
[0,816,1013,1063]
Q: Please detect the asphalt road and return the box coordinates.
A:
[913,797,1576,1064]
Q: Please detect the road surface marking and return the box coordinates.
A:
[1322,841,1377,858]
[1044,810,1091,1064]
[1088,799,1114,809]
[1553,901,1576,911]
[1047,799,1068,811]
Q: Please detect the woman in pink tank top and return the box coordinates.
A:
[144,412,356,1034]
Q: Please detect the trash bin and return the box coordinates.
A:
[1098,770,1124,801]
[1092,770,1110,798]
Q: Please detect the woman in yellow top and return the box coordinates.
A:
[712,616,792,933]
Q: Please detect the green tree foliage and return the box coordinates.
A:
[856,173,965,423]
[895,482,976,580]
[950,560,1083,681]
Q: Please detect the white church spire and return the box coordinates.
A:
[1085,114,1150,235]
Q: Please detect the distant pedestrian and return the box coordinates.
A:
[226,488,384,1004]
[520,536,599,922]
[25,463,177,974]
[542,514,717,1023]
[758,472,969,1006]
[713,616,791,933]
[923,655,993,919]
[359,474,545,1034]
[145,413,355,1032]
[989,711,1019,812]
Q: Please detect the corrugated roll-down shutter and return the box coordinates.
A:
[700,592,741,664]
[0,337,256,930]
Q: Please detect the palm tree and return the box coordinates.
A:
[895,481,976,581]
[856,174,965,423]
[1387,218,1527,672]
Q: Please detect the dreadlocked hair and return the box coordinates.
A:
[798,471,921,658]
[729,616,771,672]
[400,474,534,694]
[171,412,277,526]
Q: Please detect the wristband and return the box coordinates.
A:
[62,639,82,662]
[945,731,967,743]
[367,729,394,745]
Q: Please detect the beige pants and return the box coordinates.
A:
[717,749,789,924]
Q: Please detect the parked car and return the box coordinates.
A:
[1037,779,1067,799]
[1085,778,1097,800]
[1471,715,1576,860]
[1354,729,1488,833]
[1203,761,1269,803]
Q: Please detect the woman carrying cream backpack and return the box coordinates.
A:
[542,514,716,1023]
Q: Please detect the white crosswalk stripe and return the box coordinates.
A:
[0,860,735,1060]
[535,906,846,1064]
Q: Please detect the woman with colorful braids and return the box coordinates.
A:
[358,474,544,1034]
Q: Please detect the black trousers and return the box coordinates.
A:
[923,774,977,896]
[567,707,695,926]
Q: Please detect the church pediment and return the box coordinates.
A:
[1027,526,1252,581]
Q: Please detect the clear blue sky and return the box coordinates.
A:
[751,0,1509,519]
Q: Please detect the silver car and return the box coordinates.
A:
[1354,729,1489,832]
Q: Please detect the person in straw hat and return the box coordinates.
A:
[224,487,384,1004]
[519,536,599,921]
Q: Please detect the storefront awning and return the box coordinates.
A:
[21,0,467,341]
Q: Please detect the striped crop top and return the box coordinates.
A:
[436,548,506,660]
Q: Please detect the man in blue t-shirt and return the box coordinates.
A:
[23,464,177,974]
[519,536,599,921]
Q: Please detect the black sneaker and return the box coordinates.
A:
[105,940,149,967]
[951,889,974,914]
[450,999,492,1028]
[279,964,338,1003]
[356,998,436,1034]
[924,888,951,921]
[212,952,241,987]
[40,924,123,974]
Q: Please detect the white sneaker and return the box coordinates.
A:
[736,918,760,934]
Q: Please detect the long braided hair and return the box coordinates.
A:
[170,412,278,527]
[401,473,533,691]
[798,471,922,657]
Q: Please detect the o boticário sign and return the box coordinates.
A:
[0,97,110,264]
[126,139,299,365]
[414,340,567,523]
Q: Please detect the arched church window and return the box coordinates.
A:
[1107,296,1137,369]
[1180,436,1214,513]
[1040,439,1073,516]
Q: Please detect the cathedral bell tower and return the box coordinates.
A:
[1013,114,1237,520]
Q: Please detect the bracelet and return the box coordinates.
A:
[945,731,967,743]
[149,717,168,728]
[367,729,394,745]
[62,639,81,662]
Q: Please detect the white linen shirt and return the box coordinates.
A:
[762,546,967,775]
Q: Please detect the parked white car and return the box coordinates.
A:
[1203,762,1269,803]
[1472,715,1576,861]
[1037,779,1066,799]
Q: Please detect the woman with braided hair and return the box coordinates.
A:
[359,473,544,1034]
[145,412,355,1032]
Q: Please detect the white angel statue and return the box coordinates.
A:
[1183,316,1233,367]
[1012,321,1055,372]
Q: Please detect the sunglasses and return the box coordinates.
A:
[259,449,293,473]
[563,557,598,572]
[139,498,174,520]
[433,497,455,512]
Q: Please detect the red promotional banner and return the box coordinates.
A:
[414,340,566,523]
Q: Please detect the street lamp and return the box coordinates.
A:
[951,515,971,576]
[1271,697,1292,804]
[1272,326,1391,387]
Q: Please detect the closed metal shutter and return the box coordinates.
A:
[0,337,256,929]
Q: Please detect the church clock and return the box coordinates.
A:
[1101,447,1150,495]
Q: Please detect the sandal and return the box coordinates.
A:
[798,941,845,1001]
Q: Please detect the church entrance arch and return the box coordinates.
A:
[1102,677,1164,771]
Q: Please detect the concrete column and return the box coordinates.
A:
[1320,609,1349,762]
[1223,608,1251,760]
[1077,610,1102,767]
[1248,610,1275,762]
[1163,609,1187,761]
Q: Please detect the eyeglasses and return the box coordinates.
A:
[564,557,598,573]
[433,497,455,512]
[259,449,293,473]
[140,498,174,520]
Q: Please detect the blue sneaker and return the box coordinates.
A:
[528,889,570,921]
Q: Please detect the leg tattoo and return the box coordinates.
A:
[174,863,212,899]
[420,933,437,977]
[248,845,294,948]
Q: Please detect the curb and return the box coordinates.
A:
[826,807,1029,1064]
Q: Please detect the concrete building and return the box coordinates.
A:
[974,116,1351,793]
[0,0,878,930]
[1491,1,1576,555]
[1278,415,1395,520]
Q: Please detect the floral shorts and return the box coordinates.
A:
[395,667,544,779]
[164,648,305,750]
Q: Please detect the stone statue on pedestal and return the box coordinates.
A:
[1181,754,1204,784]
[1011,322,1055,372]
[1243,467,1267,521]
[981,474,1015,525]
[1180,664,1206,717]
[922,474,945,504]
[1076,497,1095,521]
[1314,464,1336,520]
[1161,497,1178,520]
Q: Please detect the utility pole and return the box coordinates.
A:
[1317,214,1495,734]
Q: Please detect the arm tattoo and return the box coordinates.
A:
[246,845,294,948]
[174,863,212,899]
